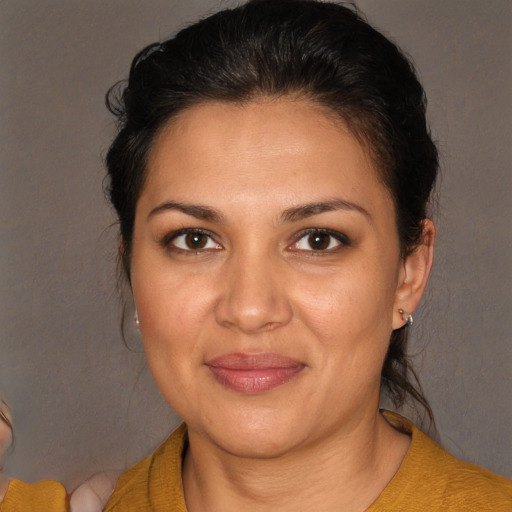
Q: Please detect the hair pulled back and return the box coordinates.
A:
[106,0,438,420]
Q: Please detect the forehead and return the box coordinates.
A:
[142,98,393,215]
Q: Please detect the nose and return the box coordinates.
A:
[214,250,293,334]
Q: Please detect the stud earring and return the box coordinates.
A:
[134,310,140,329]
[398,308,414,327]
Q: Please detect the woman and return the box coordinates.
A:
[1,0,511,510]
[101,0,511,510]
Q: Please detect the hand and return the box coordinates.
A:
[69,471,121,512]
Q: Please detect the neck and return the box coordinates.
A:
[182,411,410,512]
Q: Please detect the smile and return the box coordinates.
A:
[205,353,305,394]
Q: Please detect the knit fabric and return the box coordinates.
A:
[1,479,67,512]
[105,415,512,511]
[2,416,511,511]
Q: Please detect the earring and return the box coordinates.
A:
[398,308,414,327]
[134,310,140,329]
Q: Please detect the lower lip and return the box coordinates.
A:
[206,366,304,394]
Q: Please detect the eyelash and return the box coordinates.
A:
[291,228,351,253]
[159,228,351,254]
[160,228,221,254]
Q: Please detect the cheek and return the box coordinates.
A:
[290,260,398,393]
[292,260,397,338]
[133,266,218,372]
[134,253,208,325]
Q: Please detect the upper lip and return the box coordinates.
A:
[205,352,303,370]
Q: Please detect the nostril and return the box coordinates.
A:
[213,260,294,333]
[215,293,293,334]
[221,318,281,333]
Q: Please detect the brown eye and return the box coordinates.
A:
[292,229,349,252]
[169,230,221,252]
[185,233,207,249]
[307,233,331,250]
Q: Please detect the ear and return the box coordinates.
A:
[392,219,436,330]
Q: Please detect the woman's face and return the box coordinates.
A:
[131,98,412,457]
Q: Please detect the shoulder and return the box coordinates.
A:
[408,429,512,511]
[104,423,187,512]
[371,413,512,512]
[0,479,67,512]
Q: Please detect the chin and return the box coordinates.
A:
[215,426,301,460]
[190,406,306,459]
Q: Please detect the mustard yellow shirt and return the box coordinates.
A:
[2,415,512,511]
[105,416,512,511]
[1,479,67,512]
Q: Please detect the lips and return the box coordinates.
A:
[205,353,305,394]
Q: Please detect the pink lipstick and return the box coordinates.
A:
[205,353,304,394]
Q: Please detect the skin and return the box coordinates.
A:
[130,97,435,511]
[0,402,12,501]
[69,471,122,512]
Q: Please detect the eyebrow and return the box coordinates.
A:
[147,198,370,224]
[148,201,225,222]
[281,199,371,223]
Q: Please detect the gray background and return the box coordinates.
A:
[0,0,510,488]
